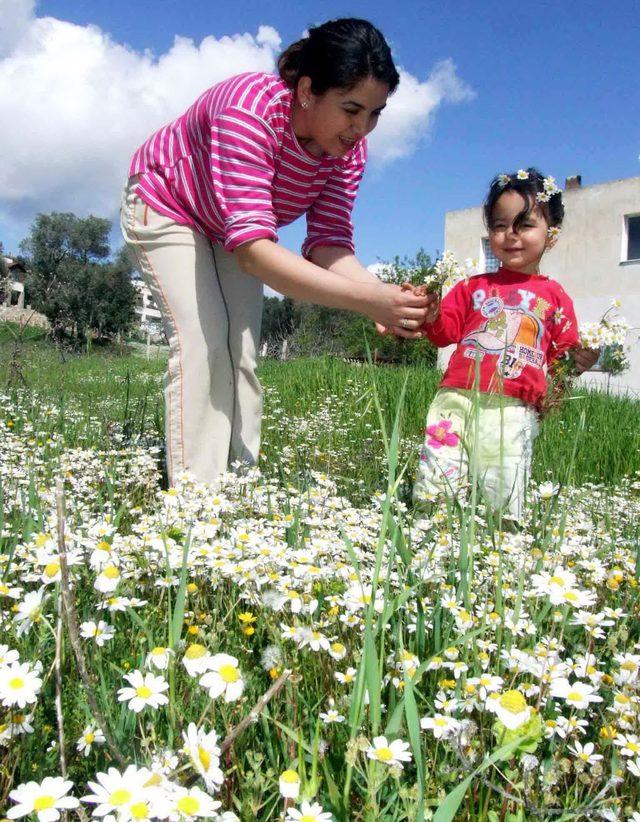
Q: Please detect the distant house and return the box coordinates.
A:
[133,279,162,328]
[2,256,28,308]
[442,175,640,395]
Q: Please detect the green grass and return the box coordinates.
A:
[1,330,638,494]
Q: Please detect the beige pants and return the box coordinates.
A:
[413,388,539,519]
[120,177,263,485]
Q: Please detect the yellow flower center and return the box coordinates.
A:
[621,661,637,671]
[300,817,316,822]
[628,742,640,753]
[219,664,239,683]
[184,644,207,659]
[9,677,24,690]
[376,747,393,762]
[109,789,132,807]
[499,690,526,714]
[130,802,150,819]
[97,540,111,552]
[567,691,583,703]
[103,565,120,580]
[44,563,60,578]
[85,732,95,743]
[136,686,152,698]
[177,796,199,815]
[198,746,211,771]
[152,647,166,656]
[564,591,578,602]
[550,575,565,586]
[280,769,300,783]
[34,796,55,811]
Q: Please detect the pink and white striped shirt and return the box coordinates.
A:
[129,72,367,258]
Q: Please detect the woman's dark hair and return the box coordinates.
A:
[484,167,564,232]
[278,18,399,95]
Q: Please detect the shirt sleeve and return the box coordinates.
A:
[423,280,471,347]
[208,107,280,252]
[302,140,367,260]
[548,284,580,365]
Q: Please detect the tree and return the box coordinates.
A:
[20,213,135,340]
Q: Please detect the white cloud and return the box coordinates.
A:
[367,60,476,165]
[0,2,473,241]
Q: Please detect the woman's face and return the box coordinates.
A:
[295,75,389,157]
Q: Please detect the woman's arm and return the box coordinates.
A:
[311,246,440,332]
[234,239,430,339]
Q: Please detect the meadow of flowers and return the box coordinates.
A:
[1,337,640,821]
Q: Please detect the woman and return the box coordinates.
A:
[121,17,437,485]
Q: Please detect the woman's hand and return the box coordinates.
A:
[364,283,439,339]
[571,346,600,374]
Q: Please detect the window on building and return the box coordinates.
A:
[481,238,500,272]
[625,215,640,261]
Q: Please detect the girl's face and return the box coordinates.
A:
[488,190,551,274]
[294,75,389,157]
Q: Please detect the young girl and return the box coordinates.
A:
[414,168,596,519]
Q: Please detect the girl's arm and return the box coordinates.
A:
[234,239,431,338]
[422,280,470,346]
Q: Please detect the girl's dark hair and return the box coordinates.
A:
[484,167,564,232]
[278,18,399,95]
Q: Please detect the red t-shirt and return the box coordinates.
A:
[424,268,580,407]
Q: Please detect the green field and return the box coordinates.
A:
[1,328,640,821]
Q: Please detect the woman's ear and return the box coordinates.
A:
[296,76,313,109]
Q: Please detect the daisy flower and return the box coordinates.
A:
[366,736,412,768]
[182,644,212,678]
[278,769,300,799]
[7,776,79,821]
[146,646,174,671]
[420,714,460,739]
[0,661,43,709]
[549,678,603,710]
[319,709,345,724]
[167,785,221,819]
[568,741,603,765]
[335,667,357,685]
[13,589,46,636]
[82,765,154,818]
[0,643,20,667]
[94,564,122,594]
[80,620,115,647]
[488,690,532,730]
[182,723,224,792]
[285,800,333,821]
[199,654,244,703]
[76,725,105,757]
[117,670,169,713]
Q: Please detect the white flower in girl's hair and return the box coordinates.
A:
[537,175,561,203]
[498,173,510,187]
[516,169,529,180]
[547,226,561,242]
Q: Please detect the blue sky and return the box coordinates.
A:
[1,0,638,267]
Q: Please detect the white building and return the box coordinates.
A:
[133,279,162,327]
[2,256,27,308]
[443,175,640,395]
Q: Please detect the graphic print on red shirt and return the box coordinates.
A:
[424,269,580,407]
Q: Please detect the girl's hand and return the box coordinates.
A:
[571,346,600,374]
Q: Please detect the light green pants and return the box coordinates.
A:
[413,388,539,519]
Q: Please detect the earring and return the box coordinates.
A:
[301,102,308,109]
